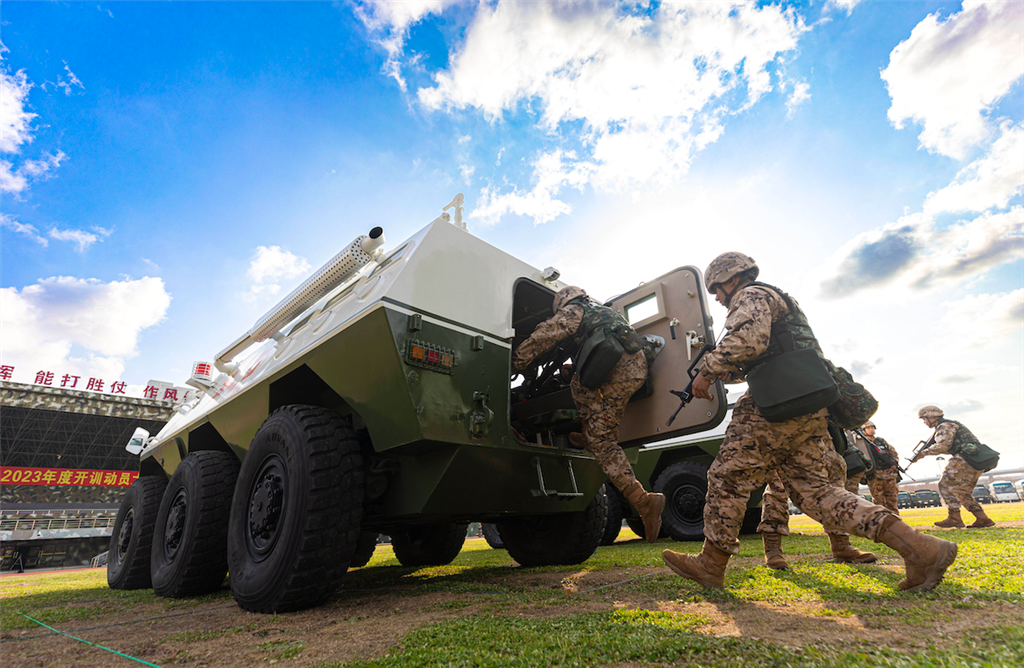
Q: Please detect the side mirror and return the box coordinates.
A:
[126,427,150,455]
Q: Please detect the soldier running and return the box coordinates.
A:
[512,286,666,542]
[915,406,999,528]
[662,253,958,592]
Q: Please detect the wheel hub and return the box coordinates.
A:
[670,485,704,523]
[116,507,135,562]
[163,490,188,556]
[249,473,283,545]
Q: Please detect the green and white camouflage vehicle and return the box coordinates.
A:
[107,196,729,613]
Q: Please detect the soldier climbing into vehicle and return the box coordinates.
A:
[512,286,666,542]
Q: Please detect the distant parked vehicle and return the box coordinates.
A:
[972,485,995,505]
[990,481,1020,503]
[897,491,912,509]
[860,494,872,503]
[912,489,942,508]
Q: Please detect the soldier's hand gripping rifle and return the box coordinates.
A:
[665,342,715,427]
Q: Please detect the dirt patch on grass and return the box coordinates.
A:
[2,560,1018,667]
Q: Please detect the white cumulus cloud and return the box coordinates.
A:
[0,213,48,246]
[0,276,172,384]
[370,1,806,224]
[923,122,1024,215]
[49,226,102,252]
[244,245,312,302]
[881,0,1024,160]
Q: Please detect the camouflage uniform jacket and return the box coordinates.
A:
[512,304,585,374]
[857,434,899,470]
[699,284,790,383]
[917,421,960,458]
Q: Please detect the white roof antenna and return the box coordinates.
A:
[443,193,466,231]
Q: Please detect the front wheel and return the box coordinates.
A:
[392,523,468,566]
[227,405,364,613]
[108,476,168,590]
[498,491,607,567]
[151,451,239,598]
[598,483,623,546]
[654,461,710,542]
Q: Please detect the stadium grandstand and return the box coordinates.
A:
[1,381,174,572]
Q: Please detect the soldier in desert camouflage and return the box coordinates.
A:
[662,253,958,592]
[512,286,666,542]
[853,420,901,514]
[758,423,876,570]
[915,406,999,529]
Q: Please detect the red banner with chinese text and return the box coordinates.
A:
[0,467,138,487]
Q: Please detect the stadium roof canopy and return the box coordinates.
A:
[1,381,173,472]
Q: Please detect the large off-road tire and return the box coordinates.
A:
[392,523,468,566]
[497,491,608,567]
[481,523,505,550]
[108,476,168,590]
[654,461,710,542]
[228,405,363,613]
[624,517,669,541]
[599,483,623,546]
[151,451,239,597]
[349,532,378,568]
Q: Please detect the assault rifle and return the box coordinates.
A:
[906,439,930,468]
[665,342,715,427]
[855,428,916,482]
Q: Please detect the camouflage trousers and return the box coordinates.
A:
[571,351,647,494]
[705,393,895,555]
[758,448,850,537]
[845,472,864,495]
[938,455,984,513]
[865,467,900,514]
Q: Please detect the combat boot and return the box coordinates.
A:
[933,509,965,528]
[567,432,587,450]
[623,481,666,543]
[828,533,877,564]
[968,508,995,528]
[662,541,731,588]
[877,516,957,592]
[761,533,788,570]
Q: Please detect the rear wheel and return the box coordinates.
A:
[392,523,468,566]
[228,405,363,613]
[598,483,623,545]
[481,523,505,550]
[654,461,709,542]
[498,491,607,567]
[151,451,239,597]
[740,507,761,535]
[108,476,168,590]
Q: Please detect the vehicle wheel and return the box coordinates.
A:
[151,451,239,597]
[228,405,363,613]
[349,532,378,568]
[481,523,505,550]
[392,523,468,566]
[654,461,709,542]
[497,491,607,567]
[740,507,761,535]
[108,476,168,590]
[599,483,623,545]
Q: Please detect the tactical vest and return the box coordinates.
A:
[934,419,1000,472]
[742,282,825,373]
[739,283,840,422]
[568,298,644,389]
[866,436,897,470]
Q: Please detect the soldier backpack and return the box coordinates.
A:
[569,297,644,389]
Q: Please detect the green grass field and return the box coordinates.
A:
[2,503,1022,667]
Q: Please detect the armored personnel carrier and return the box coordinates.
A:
[107,196,727,613]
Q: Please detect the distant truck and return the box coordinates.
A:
[972,485,995,505]
[911,489,941,508]
[989,481,1020,503]
[106,197,729,613]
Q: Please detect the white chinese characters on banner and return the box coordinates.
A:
[0,365,194,404]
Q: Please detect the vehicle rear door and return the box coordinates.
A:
[608,266,727,446]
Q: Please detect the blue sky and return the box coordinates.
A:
[2,1,1021,477]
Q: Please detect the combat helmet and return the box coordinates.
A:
[917,405,943,418]
[553,286,588,312]
[705,252,758,292]
[862,420,876,429]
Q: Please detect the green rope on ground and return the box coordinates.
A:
[20,614,164,667]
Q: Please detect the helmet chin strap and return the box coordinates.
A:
[720,277,747,307]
